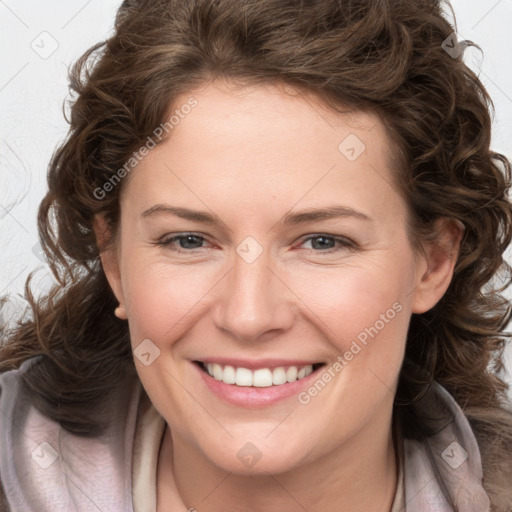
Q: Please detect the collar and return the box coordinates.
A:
[402,380,490,511]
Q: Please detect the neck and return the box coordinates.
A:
[157,407,399,512]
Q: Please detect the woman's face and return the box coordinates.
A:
[100,80,455,475]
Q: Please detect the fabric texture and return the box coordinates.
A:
[132,391,166,512]
[390,420,405,512]
[0,356,490,511]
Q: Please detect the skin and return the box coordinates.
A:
[95,80,462,511]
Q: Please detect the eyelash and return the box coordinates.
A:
[155,232,357,254]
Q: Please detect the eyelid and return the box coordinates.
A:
[297,233,358,252]
[155,232,213,249]
[158,231,205,241]
[153,232,358,253]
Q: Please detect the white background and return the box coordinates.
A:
[1,1,511,390]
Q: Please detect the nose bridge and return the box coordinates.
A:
[213,244,292,341]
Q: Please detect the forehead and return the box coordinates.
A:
[122,80,405,224]
[174,79,384,146]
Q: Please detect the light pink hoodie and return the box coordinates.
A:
[0,356,491,511]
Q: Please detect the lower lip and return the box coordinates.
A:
[193,363,324,408]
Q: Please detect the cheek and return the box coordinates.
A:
[121,255,219,343]
[284,258,412,350]
[283,263,411,427]
[120,257,219,428]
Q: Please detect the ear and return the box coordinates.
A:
[93,213,126,311]
[411,218,464,314]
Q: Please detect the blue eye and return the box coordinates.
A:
[156,233,208,252]
[155,232,356,255]
[300,234,355,252]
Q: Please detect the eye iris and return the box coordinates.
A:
[180,235,203,249]
[311,236,335,250]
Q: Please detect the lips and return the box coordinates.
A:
[193,359,326,407]
[195,361,324,387]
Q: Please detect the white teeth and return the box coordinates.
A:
[213,363,223,381]
[272,367,287,385]
[204,363,318,387]
[253,368,273,387]
[235,367,253,386]
[286,366,298,382]
[223,365,236,384]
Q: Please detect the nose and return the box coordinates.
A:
[212,247,294,343]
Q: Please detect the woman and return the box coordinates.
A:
[1,0,511,510]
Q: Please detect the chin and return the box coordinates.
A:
[202,437,310,476]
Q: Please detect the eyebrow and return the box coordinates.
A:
[141,204,222,224]
[140,204,371,228]
[280,205,371,225]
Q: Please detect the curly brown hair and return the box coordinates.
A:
[1,0,512,508]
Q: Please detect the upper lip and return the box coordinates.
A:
[194,358,324,370]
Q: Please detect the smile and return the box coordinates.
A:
[195,361,324,387]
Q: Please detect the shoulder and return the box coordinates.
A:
[401,380,492,511]
[465,397,512,512]
[0,356,143,512]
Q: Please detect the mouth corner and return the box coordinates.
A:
[193,360,207,371]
